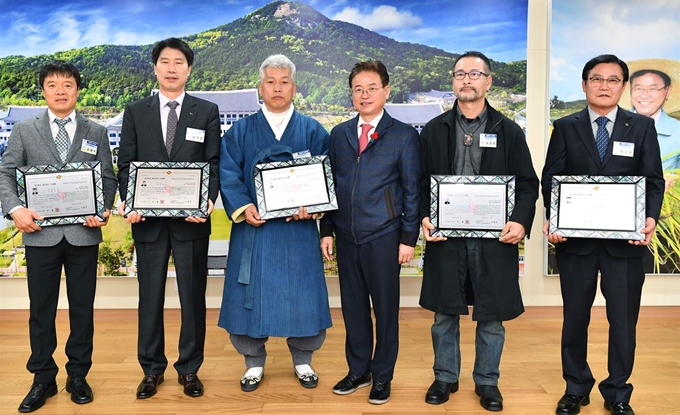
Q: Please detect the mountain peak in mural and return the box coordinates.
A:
[0,1,525,109]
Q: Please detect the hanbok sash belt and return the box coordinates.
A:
[238,145,294,310]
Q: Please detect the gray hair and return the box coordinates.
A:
[259,54,296,82]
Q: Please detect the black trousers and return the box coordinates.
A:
[135,224,208,375]
[335,230,401,383]
[25,238,98,383]
[557,243,644,403]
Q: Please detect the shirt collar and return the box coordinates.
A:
[47,109,77,123]
[158,91,186,108]
[588,106,618,124]
[359,110,384,129]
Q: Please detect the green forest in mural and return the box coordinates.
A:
[0,1,526,115]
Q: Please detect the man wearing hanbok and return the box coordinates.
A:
[218,54,332,392]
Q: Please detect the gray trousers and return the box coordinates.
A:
[230,330,326,368]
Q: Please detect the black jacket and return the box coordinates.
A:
[419,101,538,321]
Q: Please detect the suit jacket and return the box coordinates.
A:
[541,106,664,258]
[319,110,421,246]
[0,110,117,247]
[117,93,221,243]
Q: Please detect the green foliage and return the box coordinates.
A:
[98,240,129,276]
[649,173,680,273]
[0,1,526,111]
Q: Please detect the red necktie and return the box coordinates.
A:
[359,123,372,154]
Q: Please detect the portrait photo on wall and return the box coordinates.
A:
[0,0,528,277]
[548,0,680,275]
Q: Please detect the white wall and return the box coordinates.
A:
[1,0,679,310]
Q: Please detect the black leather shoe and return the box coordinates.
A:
[178,374,204,397]
[425,380,459,404]
[605,401,635,415]
[332,374,372,395]
[18,382,58,413]
[368,381,391,404]
[475,384,503,412]
[65,374,93,404]
[294,366,318,389]
[136,374,164,399]
[556,393,590,415]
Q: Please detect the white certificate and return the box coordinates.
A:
[261,163,330,211]
[438,183,507,230]
[558,183,636,231]
[25,170,96,218]
[132,168,202,209]
[549,175,645,240]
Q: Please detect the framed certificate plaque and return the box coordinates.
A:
[549,175,645,240]
[124,161,210,218]
[430,175,516,238]
[16,161,106,226]
[253,155,337,220]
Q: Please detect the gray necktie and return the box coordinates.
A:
[166,101,179,155]
[54,117,71,162]
[595,116,609,161]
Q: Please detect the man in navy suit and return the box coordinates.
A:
[542,54,664,415]
[117,38,221,399]
[320,60,421,405]
[0,61,117,412]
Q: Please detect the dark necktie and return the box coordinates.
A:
[166,101,179,155]
[595,116,609,161]
[54,117,71,162]
[359,123,372,154]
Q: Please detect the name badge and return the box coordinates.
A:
[479,133,497,148]
[612,141,634,157]
[293,150,311,159]
[185,128,205,143]
[80,140,98,155]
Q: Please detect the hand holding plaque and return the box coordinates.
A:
[429,175,516,238]
[548,175,645,240]
[123,161,210,218]
[15,161,106,227]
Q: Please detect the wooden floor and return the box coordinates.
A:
[0,307,678,415]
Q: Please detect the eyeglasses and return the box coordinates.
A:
[588,77,623,87]
[453,70,489,80]
[631,85,667,95]
[352,86,384,96]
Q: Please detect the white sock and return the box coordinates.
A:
[243,367,264,378]
[295,364,314,375]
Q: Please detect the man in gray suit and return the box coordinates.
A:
[0,61,117,413]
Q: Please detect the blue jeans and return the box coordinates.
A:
[431,312,505,385]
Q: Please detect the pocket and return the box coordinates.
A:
[384,188,397,220]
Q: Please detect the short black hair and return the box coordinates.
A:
[348,60,389,88]
[39,61,82,90]
[151,37,194,67]
[630,69,671,87]
[453,51,492,74]
[581,54,629,82]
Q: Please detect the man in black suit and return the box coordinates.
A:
[117,38,221,399]
[542,54,664,415]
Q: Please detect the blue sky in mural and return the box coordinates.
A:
[1,0,528,62]
[551,0,680,102]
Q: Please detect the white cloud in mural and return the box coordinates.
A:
[332,5,422,31]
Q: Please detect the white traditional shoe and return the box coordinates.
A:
[294,364,318,389]
[240,367,264,392]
